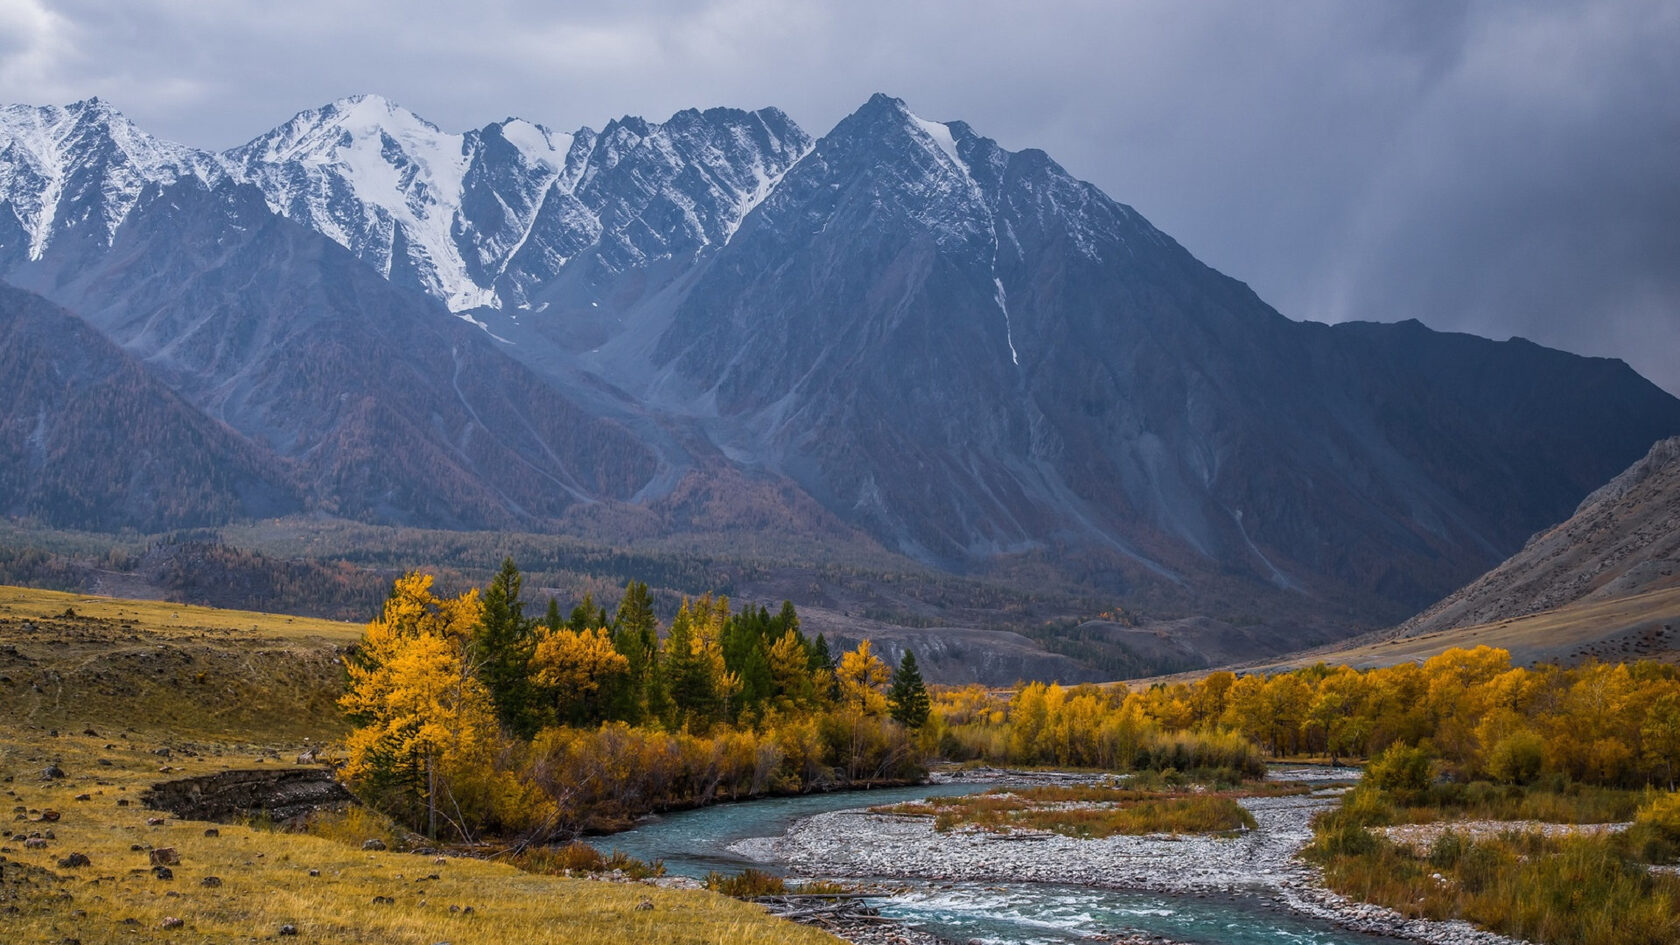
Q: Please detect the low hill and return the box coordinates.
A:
[1183,437,1680,679]
[1234,586,1680,675]
[0,284,303,530]
[1393,436,1680,638]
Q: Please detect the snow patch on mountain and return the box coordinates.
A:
[910,114,967,176]
[994,276,1019,366]
[497,118,570,170]
[721,141,812,245]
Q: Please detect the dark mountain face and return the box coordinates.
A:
[3,93,1678,633]
[5,176,661,530]
[650,94,1680,610]
[0,283,301,530]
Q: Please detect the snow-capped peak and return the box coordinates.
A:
[494,118,571,171]
[231,94,452,165]
[222,95,490,309]
[0,98,213,259]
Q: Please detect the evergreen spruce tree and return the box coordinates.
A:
[809,633,834,672]
[567,592,608,631]
[614,581,657,640]
[471,557,538,738]
[659,603,716,730]
[775,600,800,636]
[809,632,840,701]
[611,581,660,721]
[722,604,775,716]
[887,649,931,729]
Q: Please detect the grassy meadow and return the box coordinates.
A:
[0,585,836,945]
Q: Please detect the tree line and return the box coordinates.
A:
[340,560,931,838]
[933,646,1680,789]
[339,558,1680,843]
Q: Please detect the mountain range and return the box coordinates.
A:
[4,93,1678,646]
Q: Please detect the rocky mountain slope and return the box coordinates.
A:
[3,93,1679,643]
[0,284,300,530]
[641,95,1680,614]
[3,173,663,530]
[1395,436,1680,638]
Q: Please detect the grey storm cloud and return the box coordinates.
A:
[5,0,1677,392]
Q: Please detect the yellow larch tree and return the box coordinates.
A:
[836,639,891,716]
[530,625,631,726]
[341,571,497,838]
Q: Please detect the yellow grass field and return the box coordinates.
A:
[0,584,363,642]
[0,585,837,945]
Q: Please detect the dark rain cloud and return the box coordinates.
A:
[4,0,1676,392]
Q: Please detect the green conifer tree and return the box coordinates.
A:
[567,592,608,631]
[659,604,717,730]
[610,581,660,722]
[888,649,931,729]
[471,558,538,738]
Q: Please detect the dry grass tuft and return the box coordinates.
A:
[506,842,665,880]
[705,868,788,898]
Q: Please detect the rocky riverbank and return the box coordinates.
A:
[741,784,1535,945]
[1375,819,1628,855]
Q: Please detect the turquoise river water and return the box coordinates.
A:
[591,783,1407,945]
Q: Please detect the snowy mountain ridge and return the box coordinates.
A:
[224,95,817,313]
[5,90,1679,641]
[0,98,218,261]
[0,93,1126,324]
[0,94,816,315]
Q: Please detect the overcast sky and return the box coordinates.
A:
[4,0,1677,392]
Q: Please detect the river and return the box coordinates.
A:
[590,780,1409,945]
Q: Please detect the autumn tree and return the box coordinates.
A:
[1643,691,1680,789]
[530,625,631,727]
[888,649,931,728]
[767,629,819,712]
[1306,667,1371,764]
[342,572,497,838]
[836,639,891,716]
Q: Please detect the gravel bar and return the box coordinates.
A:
[745,788,1537,945]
